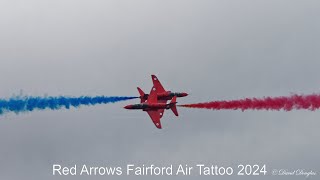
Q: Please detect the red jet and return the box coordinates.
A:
[124,87,179,129]
[124,75,188,129]
[137,75,188,118]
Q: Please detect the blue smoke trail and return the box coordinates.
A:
[0,96,138,115]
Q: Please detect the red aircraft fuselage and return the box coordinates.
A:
[140,91,188,102]
[124,102,175,111]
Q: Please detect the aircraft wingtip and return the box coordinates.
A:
[151,75,158,81]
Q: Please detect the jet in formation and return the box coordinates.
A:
[124,75,188,129]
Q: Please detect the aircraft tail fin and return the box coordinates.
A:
[170,96,178,116]
[137,87,146,103]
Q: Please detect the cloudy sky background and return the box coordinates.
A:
[0,0,319,179]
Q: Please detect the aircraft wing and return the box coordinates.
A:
[159,109,165,118]
[147,86,158,103]
[147,110,162,129]
[149,85,167,103]
[151,75,166,93]
[149,85,166,118]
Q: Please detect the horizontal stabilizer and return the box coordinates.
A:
[170,96,178,116]
[137,87,146,103]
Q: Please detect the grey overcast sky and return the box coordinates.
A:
[0,0,319,179]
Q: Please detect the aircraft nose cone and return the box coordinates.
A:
[182,92,189,97]
[124,105,132,109]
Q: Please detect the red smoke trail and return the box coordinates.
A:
[178,94,320,111]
